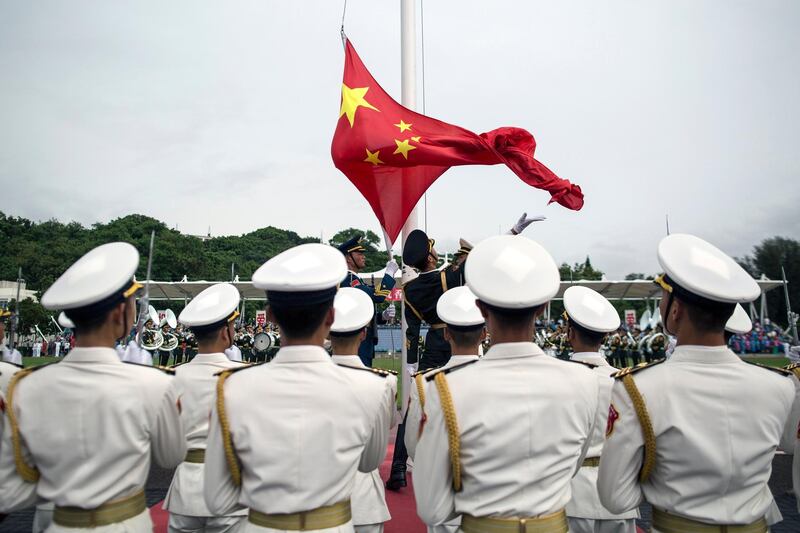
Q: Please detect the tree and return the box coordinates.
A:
[738,237,800,329]
[8,297,56,337]
[559,256,604,282]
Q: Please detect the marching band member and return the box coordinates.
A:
[562,286,639,532]
[204,243,395,533]
[0,242,186,531]
[337,234,399,368]
[405,286,483,533]
[414,235,601,532]
[164,283,248,533]
[598,234,795,531]
[329,287,398,533]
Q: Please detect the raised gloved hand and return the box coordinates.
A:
[509,212,546,235]
[382,304,397,321]
[385,259,399,277]
[406,363,419,376]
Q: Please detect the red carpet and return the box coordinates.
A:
[148,431,643,532]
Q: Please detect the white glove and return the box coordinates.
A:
[509,212,546,235]
[385,259,399,277]
[382,304,397,321]
[406,363,419,376]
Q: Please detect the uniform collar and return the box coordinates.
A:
[272,345,332,364]
[331,354,366,368]
[64,347,122,363]
[189,352,233,364]
[482,342,544,360]
[449,354,480,362]
[570,352,611,366]
[669,345,741,364]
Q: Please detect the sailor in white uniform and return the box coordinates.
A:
[414,235,601,533]
[0,242,187,532]
[598,234,795,532]
[329,287,397,533]
[204,243,395,533]
[562,286,638,533]
[405,285,483,533]
[164,283,249,533]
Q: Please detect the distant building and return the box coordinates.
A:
[0,281,38,309]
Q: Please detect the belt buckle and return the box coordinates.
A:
[299,510,306,530]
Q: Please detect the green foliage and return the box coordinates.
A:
[738,236,800,329]
[559,256,604,282]
[9,298,56,336]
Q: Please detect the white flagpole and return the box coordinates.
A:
[400,0,418,414]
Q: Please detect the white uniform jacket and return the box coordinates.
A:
[0,360,21,445]
[414,342,601,526]
[597,345,794,524]
[164,352,247,517]
[406,355,480,460]
[781,368,800,513]
[0,347,186,516]
[204,345,395,522]
[331,355,397,526]
[1,344,22,365]
[566,353,638,521]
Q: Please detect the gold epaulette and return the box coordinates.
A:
[785,362,800,379]
[215,369,242,486]
[122,361,175,375]
[336,364,396,378]
[612,358,666,379]
[742,359,793,376]
[565,359,598,369]
[7,362,58,483]
[212,362,261,377]
[432,371,463,492]
[414,373,427,409]
[425,359,478,382]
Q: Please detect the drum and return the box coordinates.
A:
[254,333,273,354]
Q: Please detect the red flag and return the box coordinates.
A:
[331,39,583,242]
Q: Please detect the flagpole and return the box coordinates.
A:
[400,0,417,414]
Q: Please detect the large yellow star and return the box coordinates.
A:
[394,120,412,132]
[340,84,379,127]
[393,139,417,159]
[364,148,384,166]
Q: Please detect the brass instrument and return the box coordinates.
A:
[159,309,179,351]
[141,306,164,351]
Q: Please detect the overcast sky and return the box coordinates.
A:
[2,1,798,278]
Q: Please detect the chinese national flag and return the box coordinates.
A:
[331,39,584,242]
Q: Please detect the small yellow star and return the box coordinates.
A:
[364,148,384,166]
[393,139,417,159]
[340,84,379,127]
[411,136,421,142]
[394,120,412,132]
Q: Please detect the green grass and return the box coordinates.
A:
[23,357,60,368]
[741,356,790,368]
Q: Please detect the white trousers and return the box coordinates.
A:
[567,517,637,533]
[168,512,246,533]
[354,525,384,533]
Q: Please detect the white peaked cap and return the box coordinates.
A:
[725,304,753,335]
[41,242,140,310]
[179,283,240,327]
[436,286,484,327]
[465,235,560,309]
[563,286,620,333]
[331,287,374,333]
[657,234,760,303]
[252,243,347,292]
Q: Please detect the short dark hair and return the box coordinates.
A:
[193,323,227,344]
[482,302,544,329]
[66,303,123,335]
[446,326,484,347]
[569,321,606,345]
[270,300,333,338]
[680,298,735,333]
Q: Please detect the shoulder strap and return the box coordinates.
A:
[433,372,462,492]
[786,362,800,379]
[415,373,426,410]
[215,370,242,486]
[440,270,448,293]
[618,373,657,482]
[7,368,40,482]
[404,297,424,321]
[743,359,792,376]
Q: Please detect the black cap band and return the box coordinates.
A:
[267,287,338,307]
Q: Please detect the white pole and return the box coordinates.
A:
[400,0,417,414]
